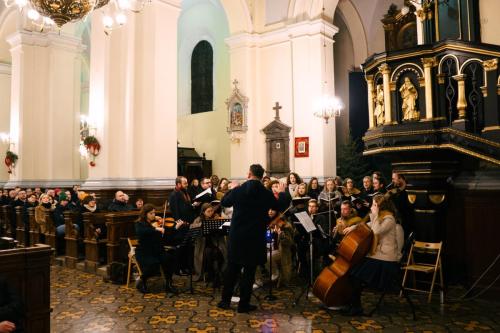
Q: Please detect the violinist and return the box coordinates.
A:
[134,204,186,295]
[268,208,294,287]
[342,195,401,316]
[190,203,226,285]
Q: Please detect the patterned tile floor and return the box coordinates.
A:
[51,265,499,332]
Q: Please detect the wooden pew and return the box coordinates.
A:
[43,211,57,253]
[63,210,80,268]
[82,211,108,273]
[0,244,52,333]
[27,207,42,245]
[1,205,14,238]
[0,205,6,236]
[15,206,25,246]
[105,211,141,264]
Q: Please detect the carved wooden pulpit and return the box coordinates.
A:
[262,102,291,177]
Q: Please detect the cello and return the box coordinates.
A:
[312,222,373,307]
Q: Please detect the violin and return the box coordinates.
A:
[153,217,176,229]
[268,205,292,229]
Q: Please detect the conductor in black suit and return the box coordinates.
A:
[217,164,280,313]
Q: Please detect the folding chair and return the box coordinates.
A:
[401,240,444,303]
[125,238,143,289]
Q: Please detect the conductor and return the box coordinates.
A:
[217,164,280,313]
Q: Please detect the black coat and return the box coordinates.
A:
[169,190,196,223]
[221,179,278,266]
[134,221,165,276]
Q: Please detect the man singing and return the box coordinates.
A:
[217,164,280,313]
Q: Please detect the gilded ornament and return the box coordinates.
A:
[374,84,385,126]
[428,194,445,205]
[400,77,420,121]
[482,59,498,72]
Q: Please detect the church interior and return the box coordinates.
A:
[1,0,500,332]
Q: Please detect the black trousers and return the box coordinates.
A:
[221,261,256,307]
[142,250,177,282]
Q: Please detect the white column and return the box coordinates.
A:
[366,75,375,129]
[6,31,83,188]
[379,63,392,124]
[422,57,437,119]
[83,0,180,190]
[0,64,11,186]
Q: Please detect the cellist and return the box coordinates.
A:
[341,194,401,315]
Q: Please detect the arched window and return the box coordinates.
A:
[191,41,213,114]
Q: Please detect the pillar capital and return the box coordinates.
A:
[7,31,85,53]
[379,63,391,75]
[422,57,438,68]
[483,59,498,72]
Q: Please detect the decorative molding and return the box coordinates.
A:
[421,57,438,68]
[225,18,339,49]
[363,144,500,166]
[363,127,500,148]
[364,43,500,73]
[6,31,86,53]
[482,58,498,72]
[438,54,460,75]
[3,179,83,189]
[80,178,177,190]
[0,63,11,76]
[390,63,424,82]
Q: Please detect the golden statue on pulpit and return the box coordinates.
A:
[400,77,419,121]
[374,84,385,126]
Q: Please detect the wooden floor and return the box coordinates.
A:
[50,265,499,332]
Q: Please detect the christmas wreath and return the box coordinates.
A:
[5,150,18,174]
[83,136,101,167]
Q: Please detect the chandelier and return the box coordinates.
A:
[4,0,148,31]
[313,2,344,124]
[314,95,344,124]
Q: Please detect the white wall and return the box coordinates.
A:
[333,11,355,149]
[480,0,500,46]
[177,0,231,178]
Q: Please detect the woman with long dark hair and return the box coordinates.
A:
[135,204,185,294]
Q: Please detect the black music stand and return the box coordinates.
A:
[293,211,317,306]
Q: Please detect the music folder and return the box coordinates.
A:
[294,211,317,233]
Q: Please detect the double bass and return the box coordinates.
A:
[312,222,373,307]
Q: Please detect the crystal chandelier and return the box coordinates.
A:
[314,95,344,124]
[4,0,148,31]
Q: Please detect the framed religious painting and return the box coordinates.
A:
[294,137,309,158]
[226,79,249,134]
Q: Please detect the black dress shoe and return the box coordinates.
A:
[237,304,258,313]
[217,301,231,310]
[135,278,148,294]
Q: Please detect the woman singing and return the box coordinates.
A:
[342,194,400,315]
[135,204,184,295]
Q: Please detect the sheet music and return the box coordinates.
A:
[294,211,317,233]
[194,187,212,200]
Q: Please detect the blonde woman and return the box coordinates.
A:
[34,194,54,234]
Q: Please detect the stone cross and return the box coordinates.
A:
[232,79,239,90]
[273,102,282,120]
